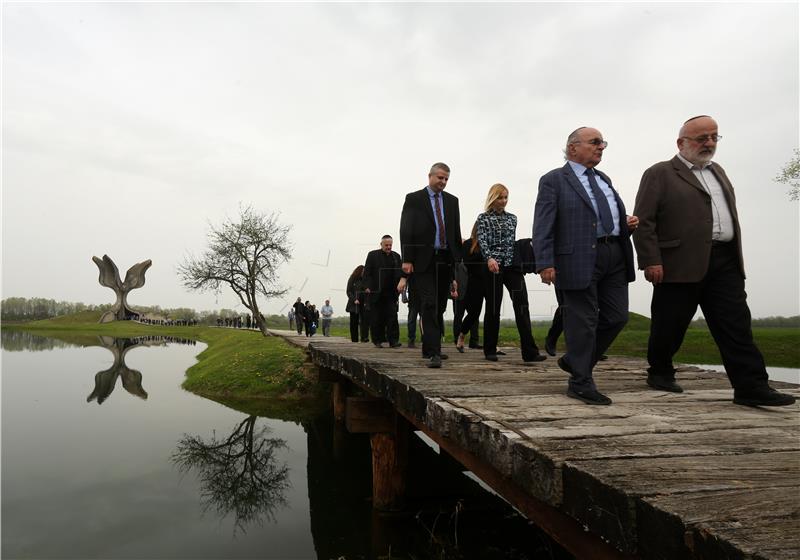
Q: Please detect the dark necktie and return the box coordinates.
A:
[586,169,614,235]
[433,193,446,248]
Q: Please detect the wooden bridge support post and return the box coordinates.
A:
[346,396,410,511]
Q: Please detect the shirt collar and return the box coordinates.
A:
[568,160,590,177]
[677,153,713,170]
[426,186,441,197]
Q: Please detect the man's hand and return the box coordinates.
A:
[539,267,556,285]
[397,277,407,294]
[402,262,414,275]
[487,257,500,274]
[450,280,458,299]
[644,265,664,285]
[626,215,639,232]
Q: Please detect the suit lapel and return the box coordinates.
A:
[562,163,594,211]
[418,187,436,225]
[671,155,710,196]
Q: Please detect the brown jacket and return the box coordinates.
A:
[633,156,745,283]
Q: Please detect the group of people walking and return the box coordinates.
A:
[291,298,333,337]
[342,115,793,409]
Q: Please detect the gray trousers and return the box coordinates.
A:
[561,241,629,391]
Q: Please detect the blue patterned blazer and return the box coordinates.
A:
[532,163,635,290]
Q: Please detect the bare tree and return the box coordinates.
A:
[179,206,291,335]
[775,148,800,201]
[172,416,290,534]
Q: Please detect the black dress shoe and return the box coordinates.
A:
[423,353,449,360]
[567,388,612,405]
[524,354,547,363]
[647,375,684,393]
[496,350,506,356]
[733,386,796,407]
[373,343,384,348]
[557,356,574,375]
[407,341,416,349]
[598,354,609,361]
[456,345,465,353]
[439,353,449,360]
[390,342,402,348]
[485,354,498,362]
[427,355,442,368]
[544,336,557,357]
[469,343,484,350]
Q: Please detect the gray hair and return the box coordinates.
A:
[563,127,586,161]
[429,162,451,175]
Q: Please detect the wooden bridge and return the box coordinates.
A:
[271,330,799,560]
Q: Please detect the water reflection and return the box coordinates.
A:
[0,329,79,351]
[86,336,197,404]
[172,416,291,535]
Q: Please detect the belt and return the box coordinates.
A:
[596,235,619,244]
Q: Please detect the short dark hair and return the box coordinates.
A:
[429,162,450,174]
[684,115,711,124]
[381,234,393,240]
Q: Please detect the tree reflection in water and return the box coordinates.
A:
[172,415,291,534]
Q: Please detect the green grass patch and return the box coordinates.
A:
[4,315,329,419]
[325,312,799,368]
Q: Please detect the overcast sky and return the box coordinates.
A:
[3,2,798,321]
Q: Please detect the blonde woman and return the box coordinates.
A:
[477,183,546,362]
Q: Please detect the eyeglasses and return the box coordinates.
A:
[572,139,608,148]
[682,134,722,144]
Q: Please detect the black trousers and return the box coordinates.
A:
[483,267,540,360]
[647,241,768,390]
[369,295,400,345]
[546,290,564,343]
[349,312,360,342]
[561,241,629,391]
[453,297,480,344]
[415,252,452,358]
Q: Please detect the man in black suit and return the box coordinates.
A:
[400,162,462,368]
[363,234,403,348]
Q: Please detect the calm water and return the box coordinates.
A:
[1,331,567,560]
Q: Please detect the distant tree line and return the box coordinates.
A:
[691,315,800,328]
[0,297,111,321]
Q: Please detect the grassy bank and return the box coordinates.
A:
[323,312,800,368]
[3,312,328,418]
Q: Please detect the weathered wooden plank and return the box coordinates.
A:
[638,487,800,560]
[561,451,800,554]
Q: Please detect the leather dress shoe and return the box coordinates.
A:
[373,343,384,348]
[427,355,442,368]
[496,351,506,356]
[598,354,609,361]
[647,375,684,393]
[407,341,416,349]
[469,343,483,349]
[557,356,574,375]
[390,342,402,348]
[485,354,498,362]
[733,386,796,407]
[544,336,557,357]
[524,354,547,363]
[567,388,612,405]
[422,353,449,360]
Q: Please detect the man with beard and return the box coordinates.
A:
[633,115,794,406]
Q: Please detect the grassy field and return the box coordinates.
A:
[3,312,328,419]
[321,312,800,368]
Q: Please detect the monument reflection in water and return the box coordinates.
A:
[86,335,196,404]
